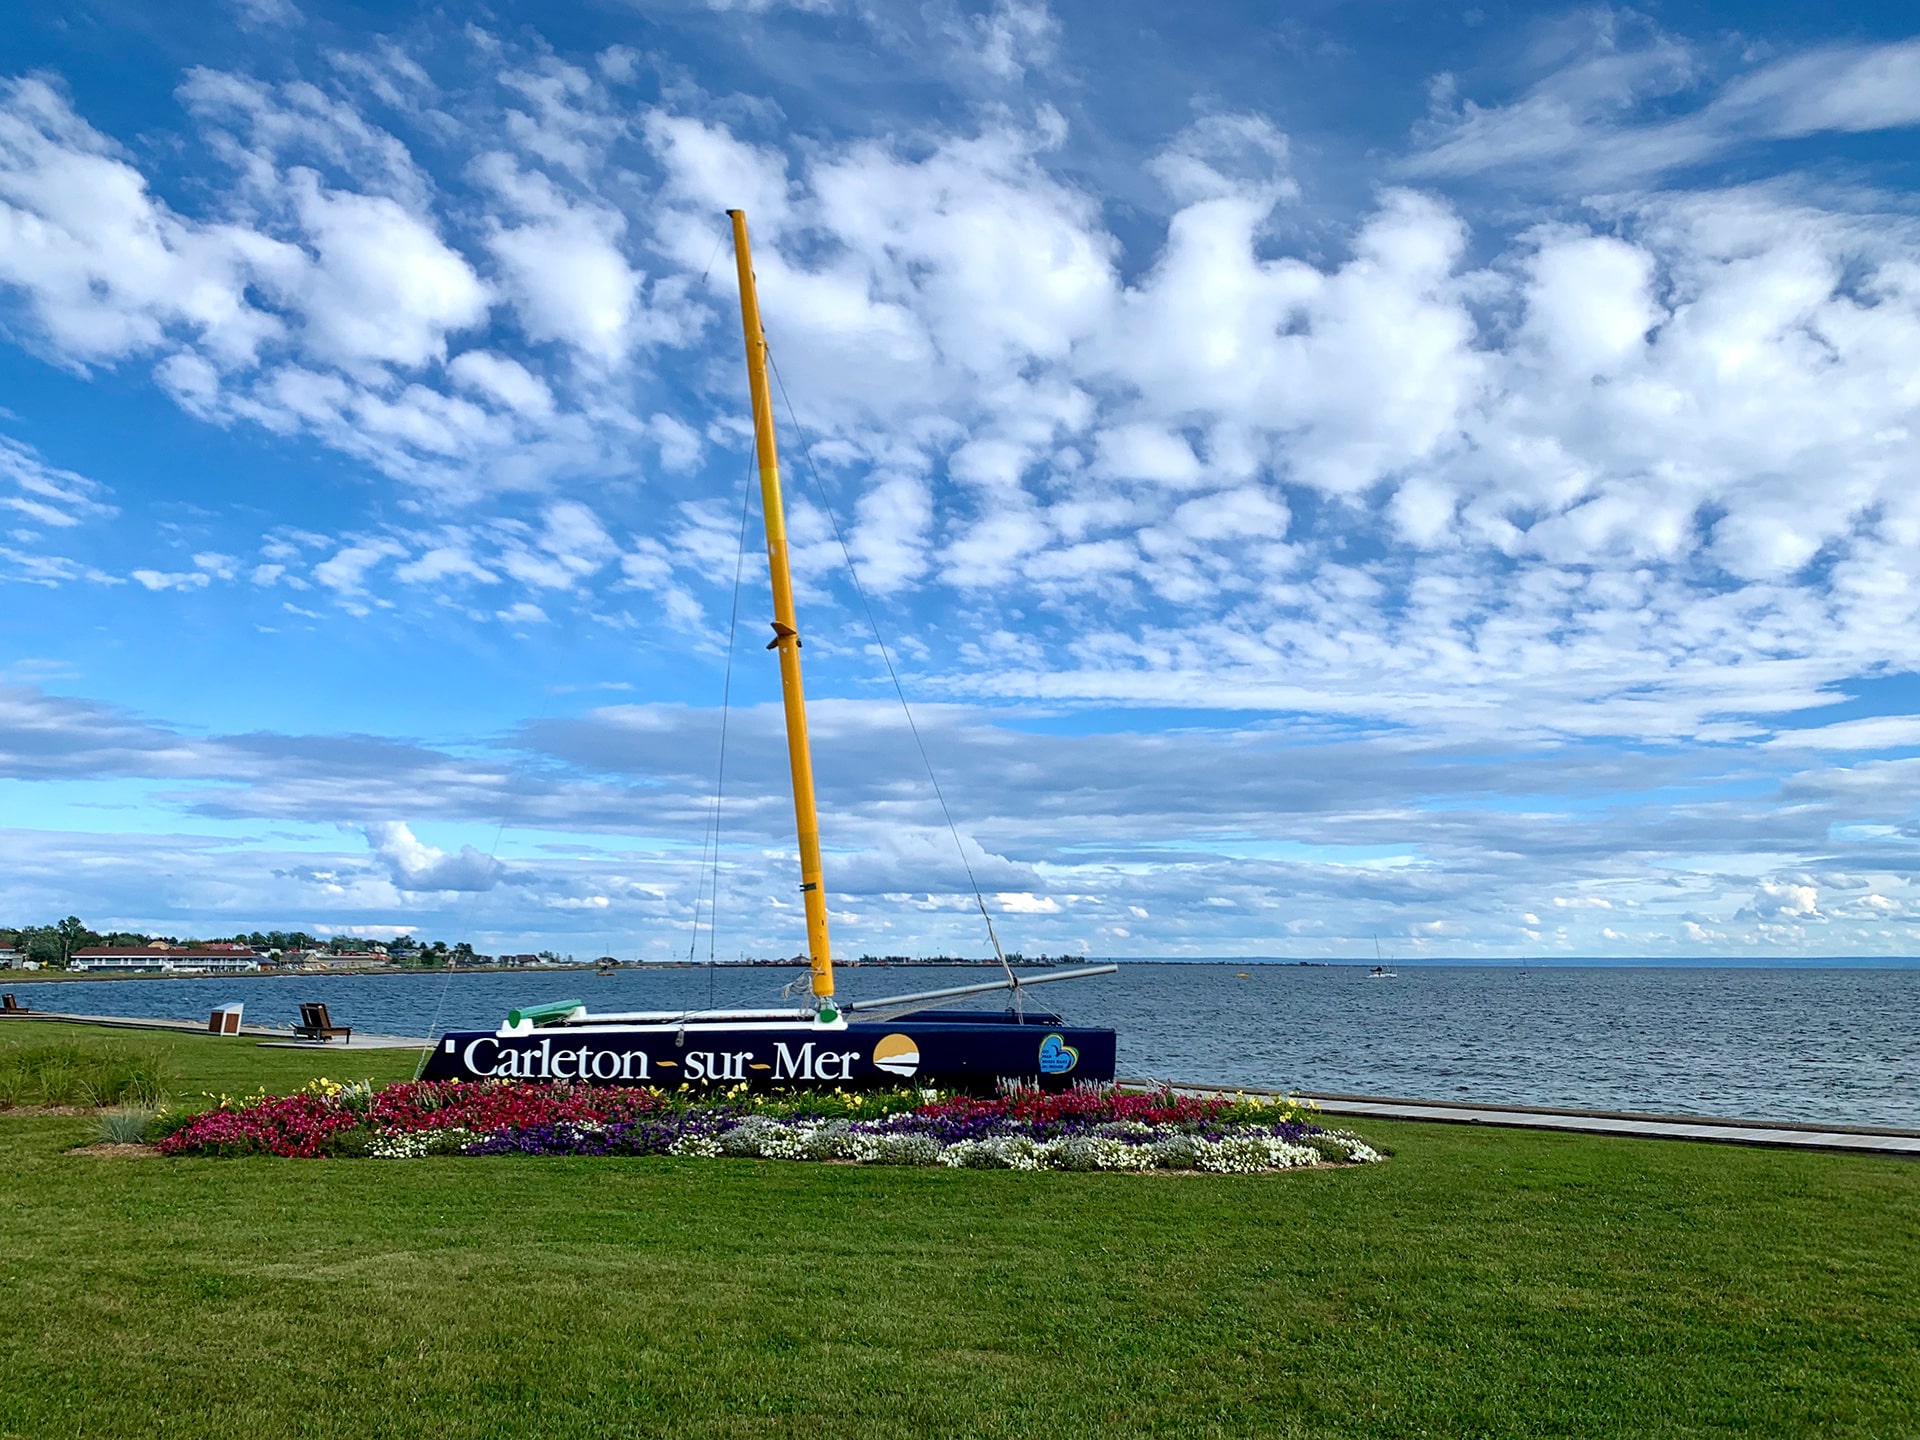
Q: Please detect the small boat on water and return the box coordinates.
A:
[1368,939,1397,979]
[424,211,1116,1092]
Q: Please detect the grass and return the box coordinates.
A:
[0,1031,176,1108]
[0,1022,1915,1438]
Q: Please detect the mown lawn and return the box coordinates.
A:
[0,1021,1914,1438]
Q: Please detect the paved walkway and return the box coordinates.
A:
[0,1010,428,1050]
[1123,1079,1920,1157]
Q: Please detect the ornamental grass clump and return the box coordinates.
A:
[97,1106,157,1145]
[157,1078,1381,1171]
[0,1040,172,1108]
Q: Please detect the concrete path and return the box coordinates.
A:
[1123,1079,1920,1157]
[0,1010,428,1050]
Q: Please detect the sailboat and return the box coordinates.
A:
[422,210,1117,1092]
[1368,937,1397,980]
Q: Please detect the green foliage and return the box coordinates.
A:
[97,1106,157,1144]
[143,1106,199,1143]
[319,1123,375,1158]
[8,916,104,968]
[0,1039,173,1107]
[645,1083,935,1121]
[239,930,320,953]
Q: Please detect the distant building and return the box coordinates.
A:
[0,946,18,968]
[69,946,262,975]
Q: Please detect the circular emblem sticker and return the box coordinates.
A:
[872,1033,920,1078]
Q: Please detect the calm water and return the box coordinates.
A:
[10,963,1918,1127]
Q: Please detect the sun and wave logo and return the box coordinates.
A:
[871,1033,921,1078]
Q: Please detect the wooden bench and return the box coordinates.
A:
[294,1002,351,1043]
[1,993,23,1013]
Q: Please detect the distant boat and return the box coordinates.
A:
[1369,938,1398,980]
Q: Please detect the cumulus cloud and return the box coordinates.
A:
[0,67,671,496]
[362,821,504,892]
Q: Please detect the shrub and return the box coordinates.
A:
[98,1106,157,1144]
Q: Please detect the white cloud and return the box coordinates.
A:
[1766,717,1920,752]
[475,155,646,363]
[230,0,301,29]
[394,544,498,585]
[280,174,489,371]
[130,569,212,592]
[0,76,289,366]
[997,891,1059,913]
[448,349,554,418]
[1744,880,1821,921]
[849,473,932,594]
[496,500,618,591]
[496,600,549,625]
[1409,24,1920,189]
[0,435,115,529]
[313,539,404,594]
[179,67,429,209]
[363,820,502,891]
[960,0,1060,83]
[1094,424,1203,487]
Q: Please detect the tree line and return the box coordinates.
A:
[0,919,486,969]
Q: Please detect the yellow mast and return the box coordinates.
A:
[728,209,836,1011]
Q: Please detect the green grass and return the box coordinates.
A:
[0,1030,179,1108]
[0,1023,1914,1438]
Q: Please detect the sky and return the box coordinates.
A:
[4,1,1920,962]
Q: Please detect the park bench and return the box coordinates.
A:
[294,1002,351,1043]
[1,993,24,1013]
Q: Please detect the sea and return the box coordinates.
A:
[8,962,1917,1128]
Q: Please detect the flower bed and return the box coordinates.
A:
[155,1080,1382,1172]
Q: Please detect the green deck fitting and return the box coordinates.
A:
[507,999,586,1027]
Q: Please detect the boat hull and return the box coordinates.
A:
[421,1012,1116,1091]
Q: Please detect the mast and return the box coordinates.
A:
[728,209,836,1013]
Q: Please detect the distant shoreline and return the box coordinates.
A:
[6,955,1920,984]
[1,957,1065,984]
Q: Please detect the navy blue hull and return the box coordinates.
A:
[421,1010,1116,1091]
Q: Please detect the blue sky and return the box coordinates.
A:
[5,0,1920,960]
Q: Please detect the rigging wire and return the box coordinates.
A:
[413,650,577,1078]
[412,814,511,1080]
[687,454,759,1010]
[765,347,1022,1003]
